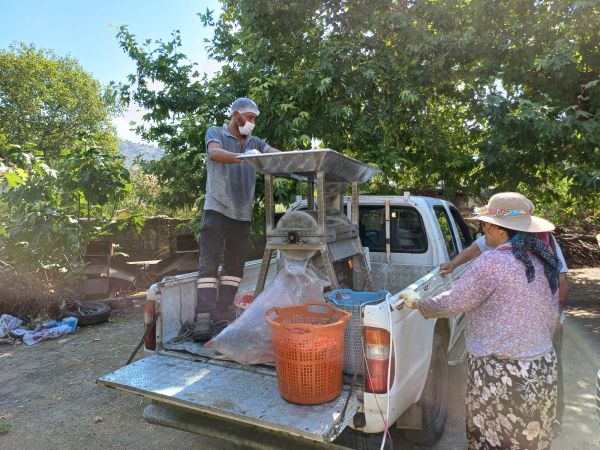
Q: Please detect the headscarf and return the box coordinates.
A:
[510,232,560,294]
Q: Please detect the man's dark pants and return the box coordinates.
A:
[196,210,250,317]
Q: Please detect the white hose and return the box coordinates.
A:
[380,296,394,450]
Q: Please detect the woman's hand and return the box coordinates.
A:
[401,290,421,309]
[440,262,454,275]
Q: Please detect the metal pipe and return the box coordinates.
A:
[351,182,359,226]
[265,173,274,233]
[316,171,326,239]
[385,200,391,263]
[307,174,315,210]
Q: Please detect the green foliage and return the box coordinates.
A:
[0,135,132,271]
[121,165,164,216]
[119,163,193,218]
[0,46,138,273]
[116,1,600,227]
[114,26,214,211]
[1,144,76,270]
[0,43,120,160]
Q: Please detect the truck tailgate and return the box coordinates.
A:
[97,354,359,443]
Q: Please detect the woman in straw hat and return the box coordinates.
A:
[407,192,561,449]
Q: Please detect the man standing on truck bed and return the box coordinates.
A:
[197,97,280,323]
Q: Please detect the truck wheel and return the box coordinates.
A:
[64,301,111,326]
[334,428,392,450]
[403,332,448,446]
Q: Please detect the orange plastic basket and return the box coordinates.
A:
[265,302,351,405]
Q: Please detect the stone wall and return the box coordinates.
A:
[112,217,192,261]
[110,217,266,262]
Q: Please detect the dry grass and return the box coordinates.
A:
[0,270,76,322]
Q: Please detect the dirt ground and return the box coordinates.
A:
[1,269,599,450]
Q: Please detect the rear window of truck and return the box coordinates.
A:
[433,205,459,259]
[358,206,428,253]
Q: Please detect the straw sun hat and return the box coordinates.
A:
[468,192,555,233]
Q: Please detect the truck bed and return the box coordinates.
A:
[97,353,360,443]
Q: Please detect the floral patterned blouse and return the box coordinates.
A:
[418,247,559,359]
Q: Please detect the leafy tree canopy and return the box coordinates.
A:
[116,0,600,225]
[0,43,120,160]
[0,45,134,271]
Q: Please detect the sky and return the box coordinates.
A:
[0,0,223,142]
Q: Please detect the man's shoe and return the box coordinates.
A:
[192,313,212,342]
[212,304,236,322]
[206,304,235,337]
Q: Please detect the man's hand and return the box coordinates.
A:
[208,142,244,163]
[400,290,421,309]
[440,262,454,275]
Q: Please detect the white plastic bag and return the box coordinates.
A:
[21,317,78,346]
[0,314,22,338]
[22,325,72,346]
[207,260,329,365]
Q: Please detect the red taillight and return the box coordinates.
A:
[364,327,395,393]
[144,299,156,350]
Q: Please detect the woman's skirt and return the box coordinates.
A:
[466,350,557,450]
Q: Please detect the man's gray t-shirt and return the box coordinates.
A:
[204,124,270,221]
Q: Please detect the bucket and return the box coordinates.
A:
[233,291,254,318]
[265,302,351,405]
[325,289,389,375]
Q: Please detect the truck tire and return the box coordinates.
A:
[64,301,111,326]
[334,428,391,450]
[403,332,448,446]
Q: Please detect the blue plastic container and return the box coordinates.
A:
[45,316,78,333]
[325,289,389,375]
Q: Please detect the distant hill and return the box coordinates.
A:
[118,140,163,165]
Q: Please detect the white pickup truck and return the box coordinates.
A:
[98,191,474,449]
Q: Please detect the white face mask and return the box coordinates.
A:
[237,115,255,136]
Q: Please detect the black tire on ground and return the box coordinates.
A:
[64,301,111,326]
[334,427,391,450]
[402,332,449,446]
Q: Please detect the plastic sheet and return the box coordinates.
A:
[0,314,22,338]
[207,260,329,365]
[20,317,78,346]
